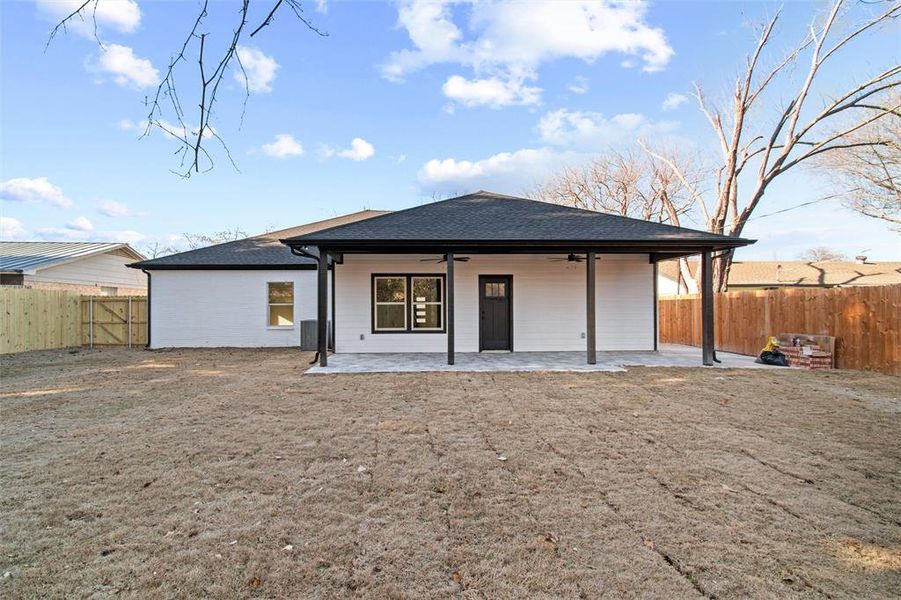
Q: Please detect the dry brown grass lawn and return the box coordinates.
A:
[1,347,899,598]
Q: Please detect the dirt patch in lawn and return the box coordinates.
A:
[1,347,899,598]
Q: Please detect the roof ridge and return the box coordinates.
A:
[253,209,389,239]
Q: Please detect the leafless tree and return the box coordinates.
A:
[642,0,900,291]
[797,247,846,262]
[532,147,702,291]
[48,0,326,177]
[813,100,900,228]
[182,228,248,250]
[139,241,177,259]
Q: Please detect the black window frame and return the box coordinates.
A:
[371,273,446,334]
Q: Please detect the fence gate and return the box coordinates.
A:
[81,296,148,347]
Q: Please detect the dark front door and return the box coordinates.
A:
[479,275,512,351]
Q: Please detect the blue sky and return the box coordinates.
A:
[1,0,898,260]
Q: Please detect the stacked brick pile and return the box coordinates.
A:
[779,346,833,370]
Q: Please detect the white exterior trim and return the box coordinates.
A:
[334,253,655,353]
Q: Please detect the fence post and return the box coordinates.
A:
[89,296,94,350]
[128,296,132,348]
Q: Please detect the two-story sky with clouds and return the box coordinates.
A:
[1,0,898,259]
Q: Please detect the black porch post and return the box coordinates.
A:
[701,249,714,366]
[586,251,597,364]
[446,252,455,365]
[317,248,328,367]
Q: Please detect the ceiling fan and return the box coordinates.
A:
[548,253,600,263]
[419,254,471,263]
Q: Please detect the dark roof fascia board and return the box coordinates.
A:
[127,263,318,271]
[284,239,754,253]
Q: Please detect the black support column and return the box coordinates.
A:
[317,248,329,367]
[586,251,597,364]
[701,249,714,366]
[446,252,455,365]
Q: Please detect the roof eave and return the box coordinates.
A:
[127,262,317,271]
[282,238,755,252]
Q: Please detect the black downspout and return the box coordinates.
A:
[142,269,151,349]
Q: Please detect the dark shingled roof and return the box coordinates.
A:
[283,191,754,250]
[130,210,388,270]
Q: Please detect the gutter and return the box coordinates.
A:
[142,269,151,349]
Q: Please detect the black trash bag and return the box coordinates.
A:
[756,350,789,367]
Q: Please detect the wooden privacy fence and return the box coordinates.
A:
[659,284,901,375]
[1,288,146,353]
[1,288,82,353]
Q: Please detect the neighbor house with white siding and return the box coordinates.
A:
[0,242,146,295]
[282,192,754,366]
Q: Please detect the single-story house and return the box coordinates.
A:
[128,211,386,348]
[282,191,753,366]
[0,241,146,295]
[658,257,901,295]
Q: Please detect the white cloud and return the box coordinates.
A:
[314,0,328,13]
[97,200,144,217]
[94,44,160,89]
[0,217,27,240]
[418,147,582,193]
[662,92,688,111]
[442,74,541,108]
[36,226,146,244]
[66,216,93,231]
[382,0,673,107]
[261,134,304,158]
[234,46,279,93]
[339,138,375,161]
[321,138,375,161]
[567,76,589,95]
[0,177,73,208]
[36,0,141,37]
[537,109,677,147]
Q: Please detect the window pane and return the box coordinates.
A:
[268,282,294,304]
[412,277,441,303]
[376,304,406,329]
[375,278,406,302]
[412,303,442,329]
[485,282,506,298]
[269,305,294,326]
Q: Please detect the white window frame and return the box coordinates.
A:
[373,276,408,331]
[267,281,295,329]
[411,276,444,331]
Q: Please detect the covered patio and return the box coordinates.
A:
[306,343,766,374]
[282,192,755,368]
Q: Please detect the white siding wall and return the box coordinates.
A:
[335,253,655,353]
[31,251,146,290]
[150,269,328,348]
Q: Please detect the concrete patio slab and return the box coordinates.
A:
[307,343,768,374]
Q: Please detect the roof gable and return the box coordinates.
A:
[0,242,143,274]
[283,191,753,249]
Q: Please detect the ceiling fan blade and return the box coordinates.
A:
[456,256,471,262]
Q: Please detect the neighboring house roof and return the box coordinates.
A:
[658,259,901,288]
[0,242,144,275]
[283,191,753,252]
[130,210,388,270]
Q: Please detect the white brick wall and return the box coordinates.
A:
[149,269,328,348]
[335,253,655,353]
